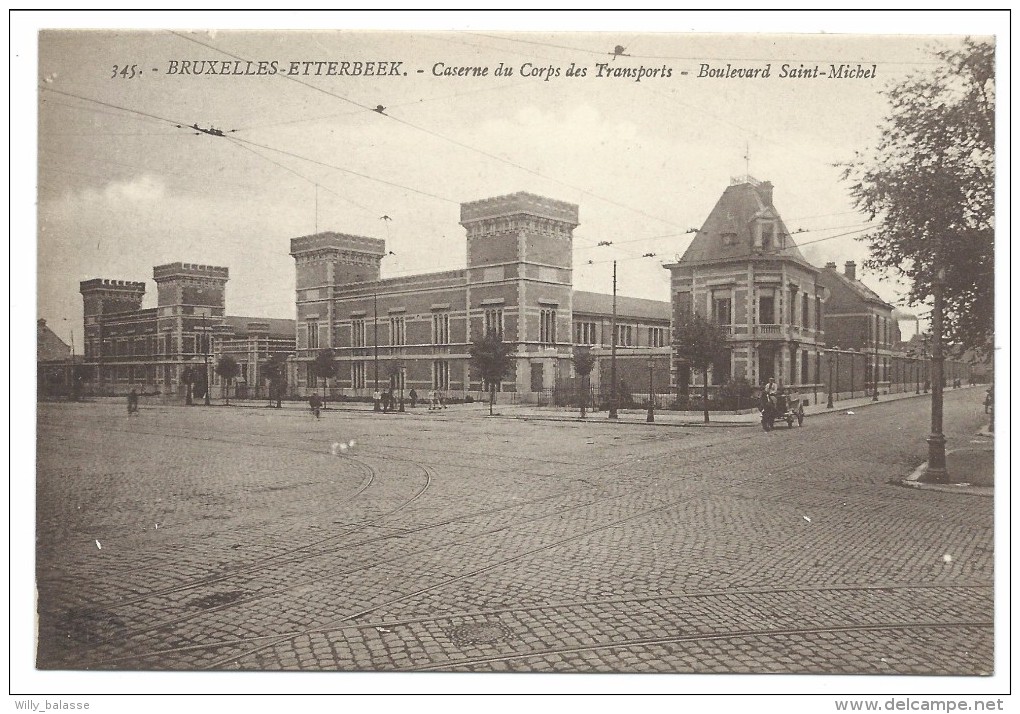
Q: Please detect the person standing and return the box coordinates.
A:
[309,392,322,419]
[372,388,381,412]
[409,388,418,408]
[127,389,139,416]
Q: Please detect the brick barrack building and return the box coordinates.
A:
[72,186,973,402]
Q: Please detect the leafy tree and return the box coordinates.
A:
[841,38,994,356]
[261,355,287,408]
[311,348,338,400]
[469,331,516,416]
[673,311,727,423]
[572,346,597,418]
[215,355,240,405]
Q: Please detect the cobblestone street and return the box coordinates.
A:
[34,388,994,676]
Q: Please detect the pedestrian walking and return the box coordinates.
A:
[373,389,381,412]
[127,389,139,416]
[309,393,322,419]
[409,388,418,408]
[439,389,447,409]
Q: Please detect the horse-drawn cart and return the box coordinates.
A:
[761,391,805,431]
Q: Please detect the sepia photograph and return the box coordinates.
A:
[14,9,1007,708]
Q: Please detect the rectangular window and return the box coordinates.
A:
[432,313,450,345]
[484,308,504,339]
[307,364,317,388]
[307,320,319,349]
[758,295,775,324]
[183,335,196,354]
[351,362,366,389]
[351,319,366,348]
[389,316,406,346]
[390,366,406,391]
[432,360,450,389]
[815,296,822,331]
[789,289,798,325]
[801,349,809,384]
[614,324,634,347]
[801,293,809,328]
[649,327,667,348]
[540,309,557,345]
[712,296,732,325]
[574,321,596,345]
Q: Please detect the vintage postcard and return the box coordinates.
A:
[16,10,1004,708]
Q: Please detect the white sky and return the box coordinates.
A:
[27,15,997,349]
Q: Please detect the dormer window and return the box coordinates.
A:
[761,223,775,251]
[722,232,737,246]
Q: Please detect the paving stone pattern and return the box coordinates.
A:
[34,390,993,674]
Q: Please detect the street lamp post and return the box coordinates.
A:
[826,348,834,409]
[373,251,394,412]
[923,269,948,482]
[849,349,855,398]
[203,313,212,406]
[609,260,618,420]
[646,354,654,423]
[915,354,920,394]
[872,320,880,401]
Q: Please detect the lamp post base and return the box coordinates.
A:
[921,432,949,483]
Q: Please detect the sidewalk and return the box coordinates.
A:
[486,386,981,428]
[901,427,994,497]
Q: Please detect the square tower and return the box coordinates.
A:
[460,192,579,394]
[79,278,147,360]
[152,263,229,386]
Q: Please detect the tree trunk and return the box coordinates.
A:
[225,379,230,405]
[703,367,710,423]
[489,384,495,416]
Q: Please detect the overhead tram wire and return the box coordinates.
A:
[224,137,377,216]
[578,225,875,269]
[167,30,686,231]
[227,135,460,206]
[39,86,192,130]
[466,32,946,66]
[35,85,462,208]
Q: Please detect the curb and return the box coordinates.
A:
[900,448,994,498]
[489,414,755,428]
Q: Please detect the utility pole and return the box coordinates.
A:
[203,312,211,406]
[646,355,654,423]
[872,316,880,401]
[923,269,948,482]
[609,260,618,420]
[826,348,834,409]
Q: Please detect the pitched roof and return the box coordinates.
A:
[572,291,671,321]
[678,178,807,265]
[818,267,893,309]
[38,319,71,361]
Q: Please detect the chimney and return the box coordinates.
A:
[824,261,837,269]
[844,261,857,281]
[760,181,774,205]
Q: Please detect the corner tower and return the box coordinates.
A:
[460,192,579,395]
[79,278,146,358]
[290,232,387,352]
